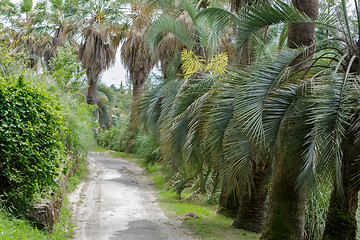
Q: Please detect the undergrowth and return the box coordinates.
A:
[0,197,74,240]
[67,157,88,192]
[149,173,260,240]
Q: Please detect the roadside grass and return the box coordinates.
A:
[102,147,261,240]
[149,173,260,240]
[92,146,108,152]
[108,151,139,163]
[0,197,74,240]
[93,146,141,164]
[67,157,88,192]
[0,156,88,240]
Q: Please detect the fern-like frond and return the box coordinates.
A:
[20,0,33,13]
[308,74,357,192]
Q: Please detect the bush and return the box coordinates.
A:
[62,99,96,157]
[96,116,135,152]
[48,46,95,157]
[0,77,64,213]
[134,132,160,167]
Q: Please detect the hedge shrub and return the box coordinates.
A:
[0,76,64,213]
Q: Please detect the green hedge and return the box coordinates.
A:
[0,77,64,213]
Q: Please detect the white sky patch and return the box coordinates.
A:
[100,48,128,88]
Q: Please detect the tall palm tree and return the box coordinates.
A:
[30,0,81,71]
[121,0,156,130]
[78,0,125,106]
[260,1,319,239]
[6,0,49,70]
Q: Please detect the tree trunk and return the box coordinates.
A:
[86,73,98,105]
[129,72,146,132]
[322,138,360,240]
[261,166,306,240]
[287,0,319,65]
[218,183,240,218]
[233,163,268,233]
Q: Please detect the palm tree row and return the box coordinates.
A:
[138,0,360,239]
[0,0,155,124]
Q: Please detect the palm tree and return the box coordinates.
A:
[6,0,49,70]
[97,83,116,128]
[121,1,155,130]
[215,1,360,239]
[196,1,318,233]
[260,1,319,239]
[30,0,81,71]
[78,0,125,106]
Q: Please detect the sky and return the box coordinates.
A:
[100,49,128,88]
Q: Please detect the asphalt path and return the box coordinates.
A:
[68,152,197,240]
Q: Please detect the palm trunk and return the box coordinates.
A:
[86,73,98,105]
[322,139,360,240]
[218,184,240,218]
[260,163,306,240]
[233,163,268,233]
[130,72,146,132]
[287,0,319,65]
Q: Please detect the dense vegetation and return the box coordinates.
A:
[0,33,94,237]
[2,0,360,239]
[0,76,64,212]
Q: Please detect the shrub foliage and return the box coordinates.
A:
[0,77,64,212]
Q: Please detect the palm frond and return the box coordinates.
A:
[308,74,358,193]
[146,14,194,52]
[180,0,198,22]
[139,83,163,132]
[196,7,241,30]
[201,1,337,48]
[98,83,116,106]
[236,1,312,46]
[222,121,253,190]
[20,0,32,13]
[234,48,302,144]
[263,80,309,145]
[203,75,238,157]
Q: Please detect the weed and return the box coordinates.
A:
[67,157,88,193]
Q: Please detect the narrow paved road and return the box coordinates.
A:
[68,152,197,240]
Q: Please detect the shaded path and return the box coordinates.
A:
[69,152,197,240]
